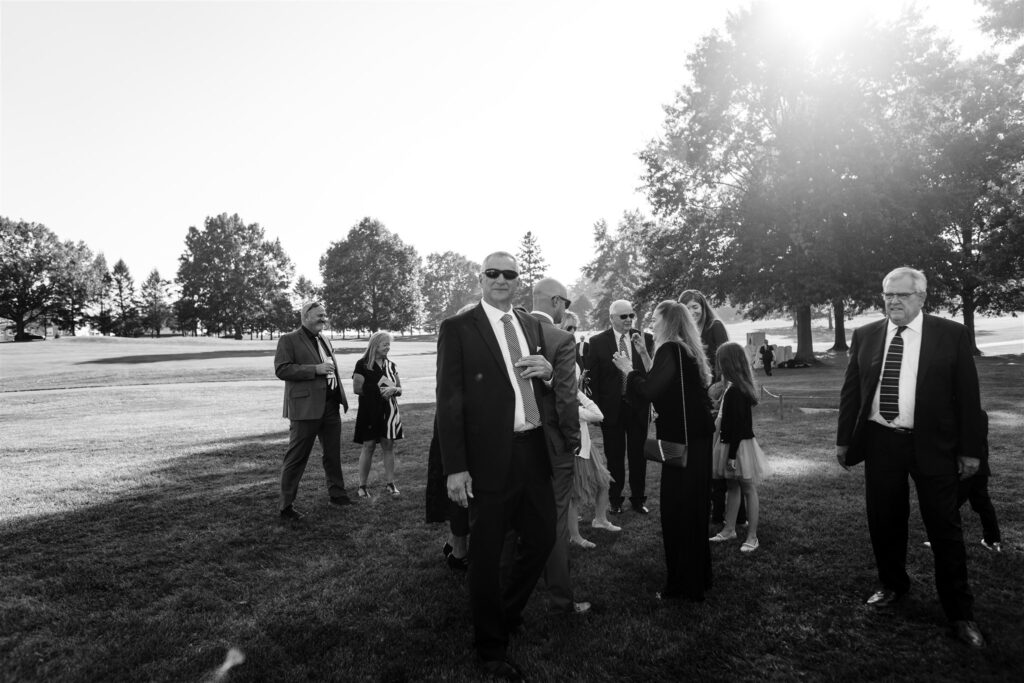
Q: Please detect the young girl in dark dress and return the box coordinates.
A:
[352,332,403,497]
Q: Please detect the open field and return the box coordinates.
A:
[0,327,1022,682]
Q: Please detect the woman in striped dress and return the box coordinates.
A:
[353,332,404,497]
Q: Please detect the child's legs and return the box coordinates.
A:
[594,487,612,523]
[740,480,760,539]
[568,500,582,540]
[724,479,741,531]
[358,442,376,485]
[380,438,396,482]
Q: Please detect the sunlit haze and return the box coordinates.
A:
[1,0,993,289]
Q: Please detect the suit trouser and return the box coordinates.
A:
[541,460,576,611]
[958,472,1001,544]
[601,401,648,507]
[864,423,973,621]
[468,429,556,661]
[660,436,713,600]
[280,398,346,509]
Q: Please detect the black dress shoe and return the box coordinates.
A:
[446,553,469,571]
[951,620,986,649]
[633,504,650,515]
[329,496,352,507]
[442,541,453,558]
[865,588,905,608]
[279,506,304,520]
[609,505,623,514]
[479,657,524,681]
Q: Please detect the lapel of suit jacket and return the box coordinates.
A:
[865,319,887,388]
[471,304,512,384]
[915,314,937,404]
[296,328,320,361]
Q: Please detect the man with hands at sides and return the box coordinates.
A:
[836,267,987,650]
[436,251,558,681]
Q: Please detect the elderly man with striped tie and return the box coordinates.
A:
[836,267,987,650]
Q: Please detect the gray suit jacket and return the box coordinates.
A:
[274,327,349,420]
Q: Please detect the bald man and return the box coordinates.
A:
[530,278,588,615]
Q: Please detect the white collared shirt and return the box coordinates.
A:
[869,313,923,429]
[481,299,536,431]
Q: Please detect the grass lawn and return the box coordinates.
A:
[0,337,1021,682]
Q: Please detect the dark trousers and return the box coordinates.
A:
[280,398,346,509]
[958,472,1001,544]
[541,460,576,611]
[660,436,713,600]
[864,423,973,621]
[601,401,648,507]
[468,430,556,661]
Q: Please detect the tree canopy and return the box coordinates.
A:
[320,217,421,333]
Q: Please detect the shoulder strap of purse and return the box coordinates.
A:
[677,344,688,442]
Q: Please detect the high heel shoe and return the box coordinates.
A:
[709,530,737,542]
[570,536,596,549]
[357,485,369,498]
[591,519,621,532]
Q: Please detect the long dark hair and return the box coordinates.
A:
[716,341,759,404]
[678,289,719,333]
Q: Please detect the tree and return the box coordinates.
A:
[292,275,321,308]
[139,269,172,337]
[420,251,481,332]
[320,217,422,334]
[172,296,200,336]
[110,259,141,336]
[514,232,548,308]
[638,3,950,361]
[0,218,62,339]
[50,240,105,335]
[176,213,294,337]
[914,55,1024,353]
[88,254,117,336]
[583,211,653,329]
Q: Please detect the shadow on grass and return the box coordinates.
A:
[80,348,363,365]
[2,402,1021,683]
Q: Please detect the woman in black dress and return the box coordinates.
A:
[613,300,715,601]
[352,332,403,497]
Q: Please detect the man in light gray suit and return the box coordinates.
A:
[274,301,352,519]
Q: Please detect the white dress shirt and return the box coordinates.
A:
[869,313,923,429]
[481,299,537,432]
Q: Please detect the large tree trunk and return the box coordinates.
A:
[830,299,849,351]
[795,304,815,363]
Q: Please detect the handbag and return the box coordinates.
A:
[643,344,688,468]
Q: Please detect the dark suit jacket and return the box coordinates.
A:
[586,327,655,424]
[532,314,582,469]
[436,303,552,493]
[274,327,349,420]
[837,314,984,476]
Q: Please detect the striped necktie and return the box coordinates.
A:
[879,326,907,422]
[618,333,629,394]
[501,314,541,427]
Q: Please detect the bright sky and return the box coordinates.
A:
[0,0,993,290]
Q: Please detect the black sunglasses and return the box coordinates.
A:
[618,313,636,320]
[553,295,572,307]
[483,269,519,280]
[564,325,577,332]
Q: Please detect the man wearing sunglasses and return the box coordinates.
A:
[529,278,589,616]
[837,267,986,649]
[586,300,655,515]
[436,251,559,680]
